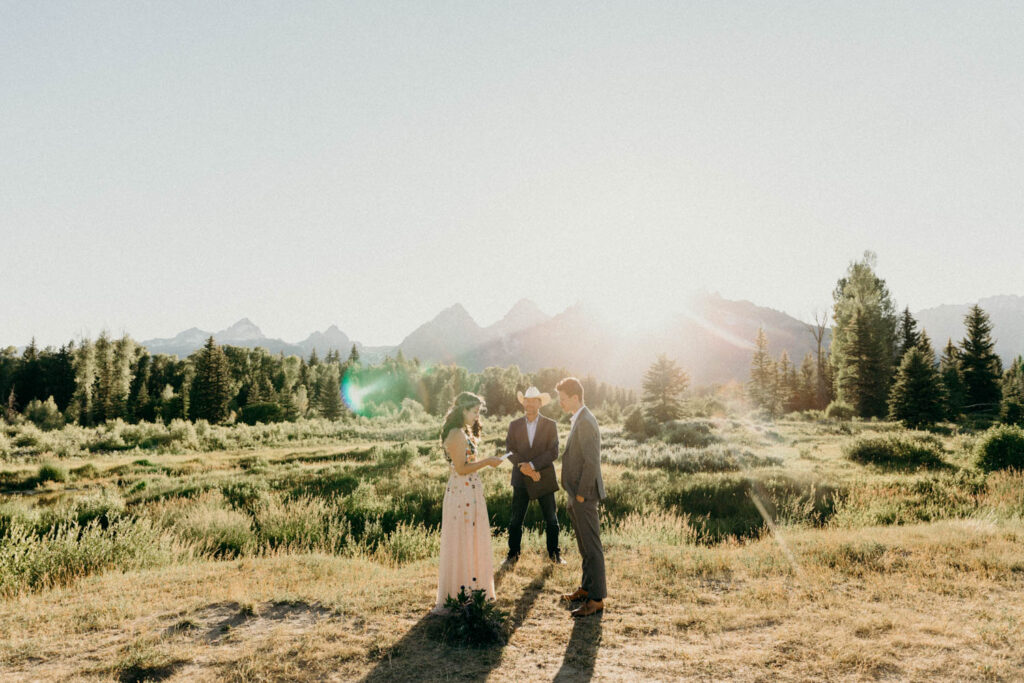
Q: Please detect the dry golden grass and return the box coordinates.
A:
[3,418,1024,680]
[2,518,1023,681]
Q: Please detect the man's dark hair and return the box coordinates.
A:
[555,377,584,402]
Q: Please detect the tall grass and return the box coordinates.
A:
[6,417,1024,599]
[0,416,441,458]
[0,517,172,596]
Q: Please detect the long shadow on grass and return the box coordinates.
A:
[554,612,603,682]
[361,564,553,682]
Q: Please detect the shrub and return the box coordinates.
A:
[662,421,718,447]
[1001,399,1024,427]
[71,463,101,480]
[13,424,44,449]
[37,462,68,483]
[436,587,508,647]
[397,398,428,423]
[71,491,125,528]
[825,401,856,421]
[175,505,256,558]
[604,441,781,474]
[623,405,652,439]
[975,425,1024,472]
[843,435,947,470]
[238,402,286,426]
[221,479,270,515]
[373,521,439,565]
[167,419,200,450]
[24,397,64,431]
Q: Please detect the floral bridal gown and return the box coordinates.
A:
[433,433,496,613]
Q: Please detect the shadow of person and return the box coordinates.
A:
[505,564,553,633]
[361,564,554,682]
[553,612,603,682]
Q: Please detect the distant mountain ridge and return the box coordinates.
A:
[915,295,1024,362]
[136,295,832,387]
[18,294,1024,387]
[132,292,1023,388]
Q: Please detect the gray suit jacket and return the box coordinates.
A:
[559,406,605,501]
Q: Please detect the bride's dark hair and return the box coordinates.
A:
[439,391,485,445]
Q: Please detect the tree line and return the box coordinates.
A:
[0,336,636,429]
[747,251,1023,428]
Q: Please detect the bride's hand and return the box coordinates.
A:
[487,456,502,468]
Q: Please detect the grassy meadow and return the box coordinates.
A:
[2,413,1024,681]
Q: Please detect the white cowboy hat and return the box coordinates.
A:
[517,386,551,406]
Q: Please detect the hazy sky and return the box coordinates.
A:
[3,2,1023,348]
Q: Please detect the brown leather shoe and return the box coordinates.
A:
[571,599,604,617]
[560,588,588,602]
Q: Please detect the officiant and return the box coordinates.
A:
[503,386,565,567]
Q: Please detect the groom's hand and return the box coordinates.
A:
[519,462,535,476]
[575,494,584,503]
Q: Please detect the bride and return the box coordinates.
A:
[432,391,502,613]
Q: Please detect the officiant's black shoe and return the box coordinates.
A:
[549,552,567,565]
[501,554,519,568]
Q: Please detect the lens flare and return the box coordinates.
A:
[341,370,376,416]
[680,307,757,351]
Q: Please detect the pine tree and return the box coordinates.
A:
[959,305,1002,414]
[888,347,946,428]
[110,335,136,420]
[748,328,777,418]
[830,252,898,417]
[938,339,965,419]
[15,339,44,406]
[642,354,689,423]
[895,307,921,366]
[836,307,888,418]
[48,343,78,412]
[1000,356,1024,425]
[71,339,97,425]
[93,332,116,422]
[318,365,344,420]
[916,330,935,364]
[798,352,817,412]
[775,351,799,415]
[189,337,233,424]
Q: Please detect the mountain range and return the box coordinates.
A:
[136,293,1024,388]
[915,295,1024,363]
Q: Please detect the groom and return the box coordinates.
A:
[556,376,606,617]
[504,386,564,566]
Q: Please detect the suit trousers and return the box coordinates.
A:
[566,497,606,601]
[507,485,560,558]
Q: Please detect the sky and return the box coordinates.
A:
[2,2,1023,348]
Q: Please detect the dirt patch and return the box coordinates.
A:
[167,600,334,644]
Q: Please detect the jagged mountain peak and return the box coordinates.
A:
[433,303,478,325]
[486,299,550,338]
[217,318,264,340]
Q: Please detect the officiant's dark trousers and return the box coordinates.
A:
[567,497,606,601]
[507,486,560,558]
